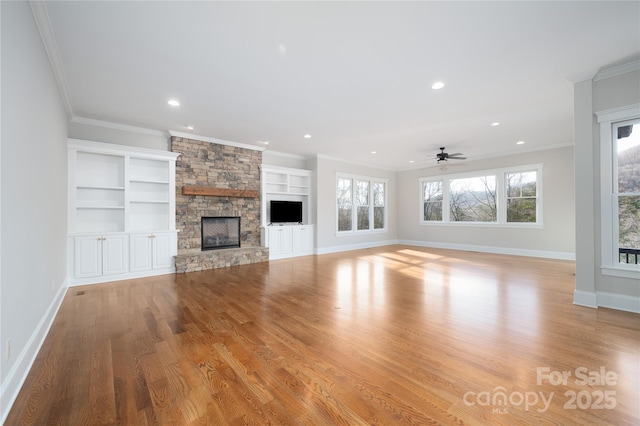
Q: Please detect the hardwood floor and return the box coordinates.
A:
[6,245,639,425]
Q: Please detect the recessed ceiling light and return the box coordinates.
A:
[371,151,377,154]
[262,140,270,145]
[491,122,500,127]
[168,99,180,106]
[303,134,311,139]
[431,81,445,90]
[409,160,415,163]
[186,125,194,130]
[516,140,525,145]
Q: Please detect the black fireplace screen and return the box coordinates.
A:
[201,217,240,250]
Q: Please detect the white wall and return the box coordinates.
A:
[262,150,309,169]
[312,155,397,253]
[574,67,640,311]
[1,2,69,421]
[396,146,576,258]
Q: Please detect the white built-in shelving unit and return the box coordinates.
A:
[260,165,315,259]
[68,139,180,285]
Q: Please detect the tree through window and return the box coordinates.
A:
[449,176,496,222]
[420,165,541,226]
[506,171,537,223]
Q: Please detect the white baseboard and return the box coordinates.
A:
[596,291,640,314]
[398,239,576,261]
[316,239,400,255]
[269,249,315,260]
[67,268,175,286]
[0,282,68,424]
[573,290,598,308]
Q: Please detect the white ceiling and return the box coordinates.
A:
[43,1,640,170]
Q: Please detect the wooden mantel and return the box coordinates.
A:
[182,186,259,198]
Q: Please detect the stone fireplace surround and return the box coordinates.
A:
[171,136,268,272]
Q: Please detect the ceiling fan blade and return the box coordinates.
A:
[448,153,463,157]
[448,156,467,160]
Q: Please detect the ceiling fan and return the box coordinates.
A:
[436,147,467,163]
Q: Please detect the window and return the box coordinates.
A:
[506,171,538,223]
[616,120,640,264]
[449,176,497,222]
[422,180,443,221]
[356,180,370,230]
[420,164,542,226]
[373,182,385,229]
[337,177,352,232]
[337,174,387,233]
[596,104,640,277]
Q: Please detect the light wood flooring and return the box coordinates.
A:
[6,245,640,425]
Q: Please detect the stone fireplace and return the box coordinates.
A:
[201,216,240,250]
[171,135,268,272]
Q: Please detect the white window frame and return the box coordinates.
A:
[596,103,640,279]
[419,164,543,228]
[336,173,388,235]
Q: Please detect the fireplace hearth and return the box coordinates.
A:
[201,217,240,250]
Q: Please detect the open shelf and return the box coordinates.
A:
[129,157,169,182]
[69,139,178,235]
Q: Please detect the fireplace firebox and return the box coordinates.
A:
[201,217,240,250]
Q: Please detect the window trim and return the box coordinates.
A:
[419,164,543,228]
[596,103,640,279]
[336,173,388,235]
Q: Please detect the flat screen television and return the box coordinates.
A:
[270,200,303,224]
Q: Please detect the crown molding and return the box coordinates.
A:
[29,1,74,120]
[71,116,168,138]
[594,60,640,82]
[566,68,599,84]
[168,131,266,152]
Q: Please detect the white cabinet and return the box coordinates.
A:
[266,226,293,257]
[260,165,315,259]
[292,225,314,252]
[130,232,177,272]
[74,234,128,280]
[68,139,180,285]
[262,225,314,260]
[261,165,313,227]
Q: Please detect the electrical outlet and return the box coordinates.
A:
[6,339,10,361]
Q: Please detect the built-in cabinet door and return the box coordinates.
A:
[130,233,153,272]
[75,234,128,278]
[130,232,176,272]
[153,232,175,270]
[269,227,293,255]
[75,236,102,279]
[292,226,314,252]
[102,235,128,276]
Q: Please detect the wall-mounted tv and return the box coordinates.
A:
[270,200,303,224]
